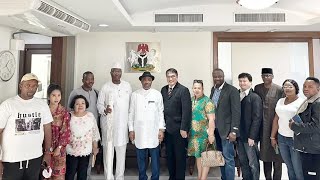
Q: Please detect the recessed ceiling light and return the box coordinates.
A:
[98,24,109,27]
[57,24,65,28]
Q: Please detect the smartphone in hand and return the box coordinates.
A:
[292,114,302,123]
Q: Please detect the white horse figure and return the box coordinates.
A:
[128,50,138,67]
[147,49,157,65]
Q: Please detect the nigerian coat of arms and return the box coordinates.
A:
[125,42,161,73]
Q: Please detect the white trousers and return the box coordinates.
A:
[103,144,127,180]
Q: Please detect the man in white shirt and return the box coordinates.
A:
[0,73,53,180]
[97,62,132,180]
[128,72,165,180]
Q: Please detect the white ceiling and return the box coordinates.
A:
[55,0,320,32]
[120,0,221,14]
[1,0,320,35]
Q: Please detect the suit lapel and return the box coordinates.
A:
[168,90,174,99]
[216,84,227,107]
[168,83,179,100]
[242,89,252,103]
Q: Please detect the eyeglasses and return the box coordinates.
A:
[166,75,177,79]
[193,79,203,83]
[283,86,294,89]
[261,74,273,78]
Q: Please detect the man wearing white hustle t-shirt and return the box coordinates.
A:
[0,73,53,180]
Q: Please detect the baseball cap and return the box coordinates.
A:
[20,73,40,83]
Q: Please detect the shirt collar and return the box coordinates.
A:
[81,86,92,92]
[215,82,225,90]
[241,88,251,96]
[169,84,176,90]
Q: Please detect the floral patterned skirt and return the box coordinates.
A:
[51,154,66,177]
[188,133,208,158]
[187,119,211,158]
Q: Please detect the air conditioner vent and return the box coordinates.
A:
[36,1,90,31]
[155,14,178,22]
[234,13,285,22]
[155,14,203,23]
[38,1,55,15]
[52,9,66,20]
[179,14,203,22]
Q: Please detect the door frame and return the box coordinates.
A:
[19,44,52,81]
[212,32,320,76]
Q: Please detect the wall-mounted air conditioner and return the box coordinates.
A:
[0,0,91,36]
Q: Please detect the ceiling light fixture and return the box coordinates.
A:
[98,24,109,27]
[237,0,279,10]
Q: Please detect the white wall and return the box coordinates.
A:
[0,26,19,103]
[230,42,309,97]
[75,32,213,96]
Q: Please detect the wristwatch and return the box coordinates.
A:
[44,147,53,153]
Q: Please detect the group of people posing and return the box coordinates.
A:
[0,63,319,180]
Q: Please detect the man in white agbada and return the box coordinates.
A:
[97,62,132,180]
[128,72,165,180]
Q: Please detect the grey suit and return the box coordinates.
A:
[210,82,241,139]
[210,82,241,180]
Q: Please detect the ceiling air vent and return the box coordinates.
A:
[234,13,285,22]
[155,14,178,22]
[37,1,90,31]
[179,14,203,22]
[155,14,203,23]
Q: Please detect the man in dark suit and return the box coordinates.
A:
[237,73,262,180]
[210,68,241,180]
[161,68,192,180]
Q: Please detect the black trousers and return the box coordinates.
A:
[300,152,320,180]
[263,161,282,180]
[66,155,90,180]
[96,118,103,167]
[165,131,188,180]
[2,156,42,180]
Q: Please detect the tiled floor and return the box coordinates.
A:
[90,161,289,180]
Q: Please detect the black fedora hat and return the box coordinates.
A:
[139,71,154,81]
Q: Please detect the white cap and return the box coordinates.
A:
[20,73,40,83]
[111,62,122,70]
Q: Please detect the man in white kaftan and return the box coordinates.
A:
[128,72,165,180]
[97,62,132,180]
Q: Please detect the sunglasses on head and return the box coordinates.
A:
[193,79,203,83]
